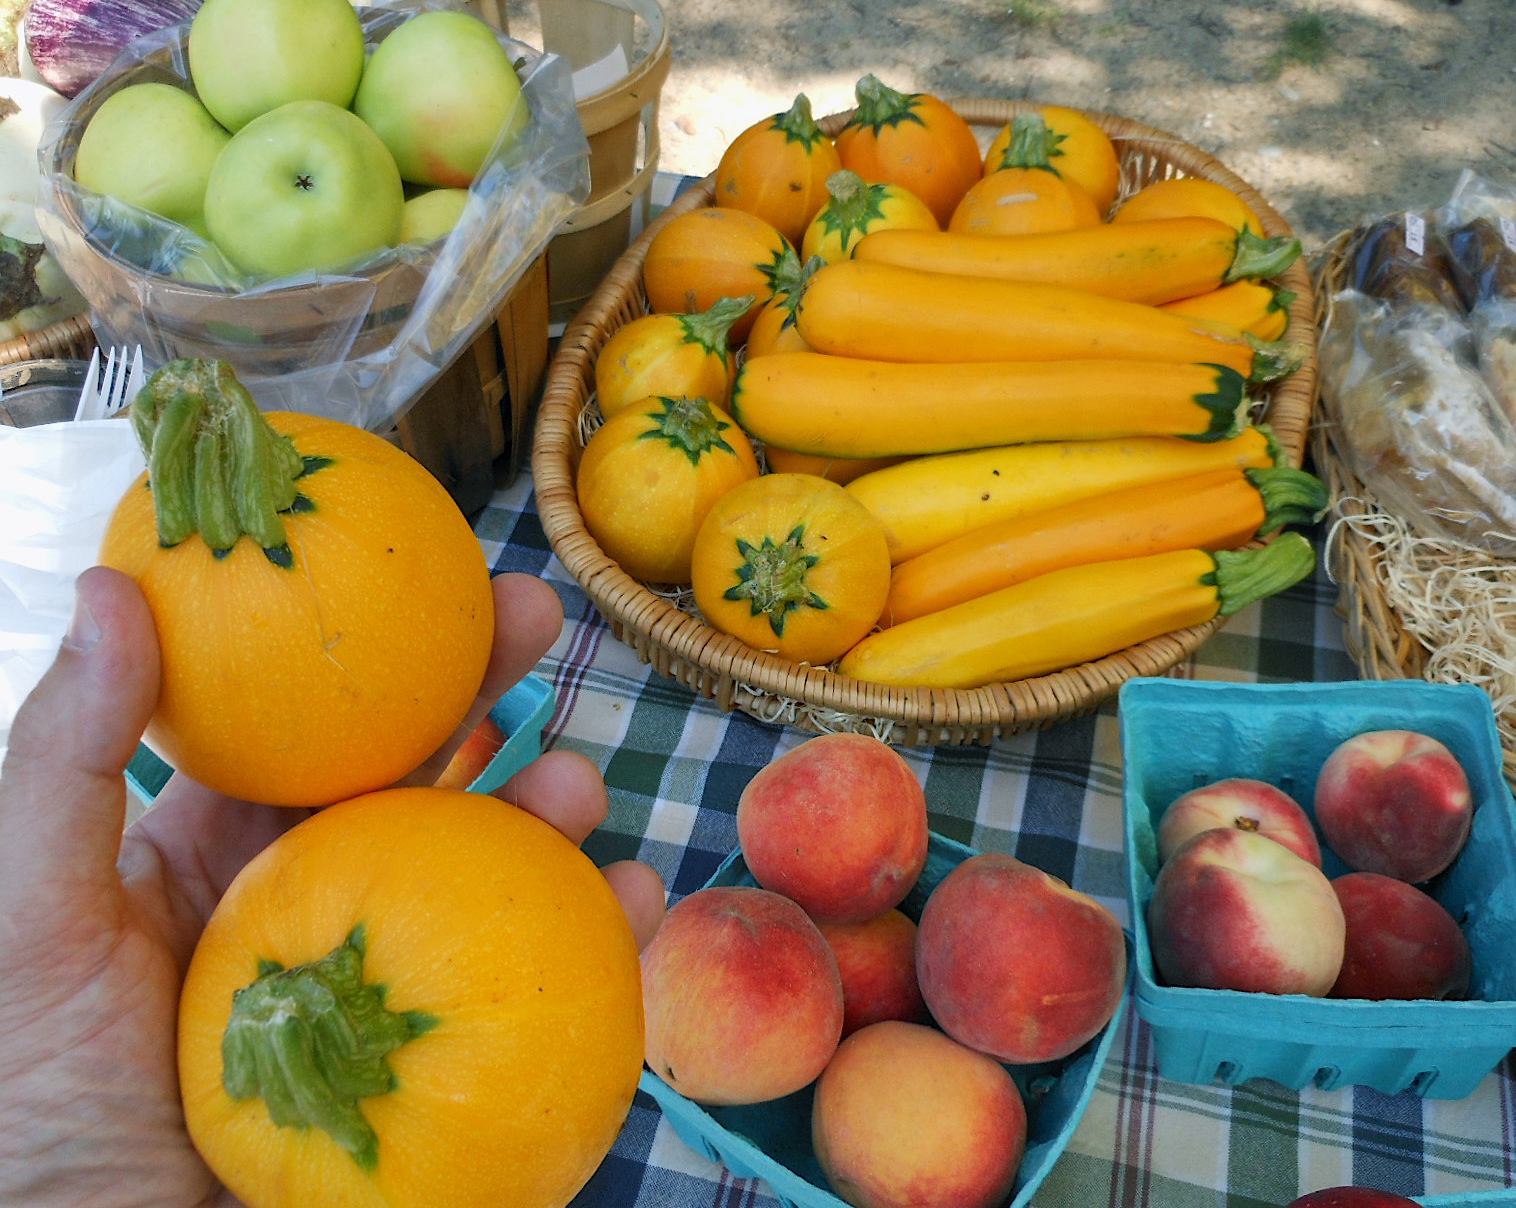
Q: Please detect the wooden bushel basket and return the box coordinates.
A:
[532,100,1320,746]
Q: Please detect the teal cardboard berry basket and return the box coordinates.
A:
[638,830,1130,1208]
[1120,677,1516,1100]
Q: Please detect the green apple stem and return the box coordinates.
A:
[130,357,306,555]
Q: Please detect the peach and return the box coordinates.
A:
[736,732,929,924]
[1157,777,1321,866]
[1147,827,1345,996]
[1329,871,1471,1001]
[812,1021,1027,1208]
[1288,1189,1422,1208]
[1313,729,1473,883]
[640,884,843,1106]
[817,909,930,1038]
[915,853,1126,1064]
[433,713,505,789]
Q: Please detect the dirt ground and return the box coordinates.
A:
[634,0,1514,253]
[5,0,1510,254]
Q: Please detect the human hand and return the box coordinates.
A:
[0,565,665,1208]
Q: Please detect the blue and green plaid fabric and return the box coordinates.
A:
[476,463,1516,1208]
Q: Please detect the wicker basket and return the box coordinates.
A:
[0,314,96,367]
[1308,229,1516,783]
[532,100,1320,745]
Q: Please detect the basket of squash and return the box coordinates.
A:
[532,82,1323,746]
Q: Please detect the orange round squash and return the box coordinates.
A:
[178,785,645,1208]
[578,394,761,584]
[713,93,843,246]
[642,206,798,343]
[97,360,494,807]
[744,290,814,358]
[691,472,891,665]
[834,74,982,228]
[800,169,938,265]
[955,111,1102,236]
[983,105,1120,214]
[1113,175,1267,238]
[594,295,749,418]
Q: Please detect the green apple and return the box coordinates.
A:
[73,83,231,237]
[187,0,366,133]
[399,186,470,245]
[202,100,405,279]
[353,9,530,188]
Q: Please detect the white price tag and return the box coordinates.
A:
[1404,212,1426,256]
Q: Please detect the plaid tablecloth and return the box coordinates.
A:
[474,465,1516,1208]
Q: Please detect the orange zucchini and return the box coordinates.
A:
[1161,279,1295,342]
[844,424,1280,564]
[763,446,910,485]
[794,258,1259,378]
[881,465,1329,624]
[730,351,1250,456]
[852,218,1302,305]
[838,533,1316,689]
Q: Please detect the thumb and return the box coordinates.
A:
[0,566,160,915]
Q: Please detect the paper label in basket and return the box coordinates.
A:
[1404,211,1426,256]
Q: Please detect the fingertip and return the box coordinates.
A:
[497,748,608,845]
[602,859,667,952]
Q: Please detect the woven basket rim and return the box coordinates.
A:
[532,100,1320,743]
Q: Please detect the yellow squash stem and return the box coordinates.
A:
[838,532,1316,689]
[130,358,307,561]
[219,925,437,1172]
[882,464,1329,625]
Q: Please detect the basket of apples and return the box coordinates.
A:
[32,0,589,435]
[1122,677,1516,1101]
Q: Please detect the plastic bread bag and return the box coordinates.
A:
[32,0,590,435]
[1318,282,1516,557]
[1438,170,1516,424]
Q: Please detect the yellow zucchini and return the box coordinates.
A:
[881,464,1329,624]
[730,351,1248,456]
[1161,279,1295,342]
[838,533,1316,688]
[853,218,1301,305]
[845,424,1279,564]
[794,258,1258,378]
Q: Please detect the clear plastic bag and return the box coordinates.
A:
[1318,285,1516,556]
[33,0,590,434]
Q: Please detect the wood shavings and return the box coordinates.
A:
[1328,498,1516,756]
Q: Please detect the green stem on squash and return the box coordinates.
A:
[645,395,744,466]
[1204,530,1315,617]
[130,358,305,553]
[771,93,829,149]
[991,111,1059,174]
[816,171,891,250]
[676,294,755,355]
[1225,227,1304,284]
[722,525,829,640]
[849,73,919,131]
[1245,465,1330,536]
[220,925,438,1173]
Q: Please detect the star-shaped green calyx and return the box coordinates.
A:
[721,524,830,638]
[639,395,742,467]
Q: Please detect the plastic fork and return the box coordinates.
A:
[73,345,147,422]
